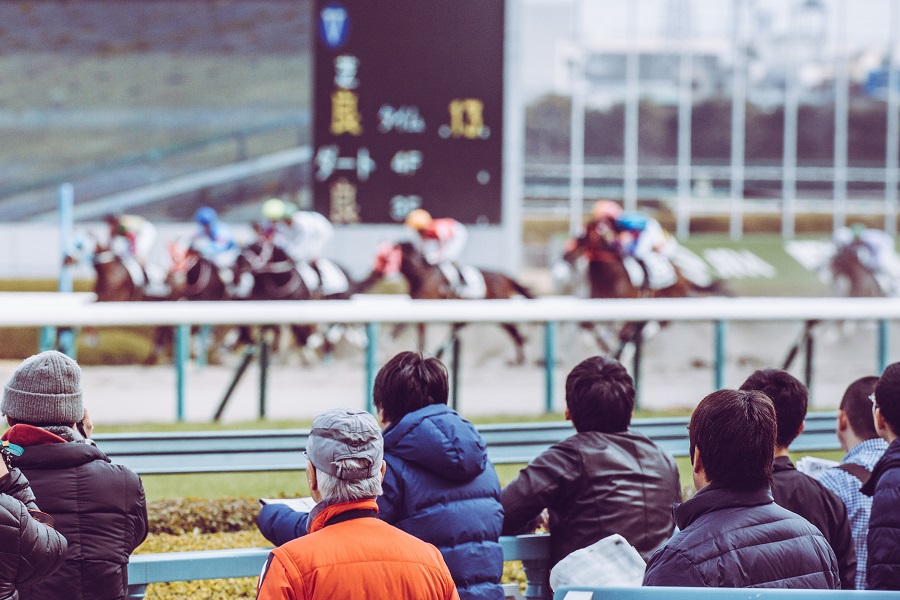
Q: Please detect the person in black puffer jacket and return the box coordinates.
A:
[862,361,900,590]
[0,461,67,600]
[643,389,839,588]
[0,351,148,600]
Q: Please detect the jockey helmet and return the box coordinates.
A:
[850,222,865,238]
[262,198,296,221]
[195,206,218,225]
[591,200,622,221]
[404,209,433,231]
[104,213,120,226]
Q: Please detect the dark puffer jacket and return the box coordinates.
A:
[643,484,840,588]
[501,429,680,567]
[0,468,67,600]
[771,456,856,589]
[861,437,900,590]
[4,425,148,600]
[378,404,505,600]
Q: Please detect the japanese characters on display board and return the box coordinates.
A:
[312,1,505,225]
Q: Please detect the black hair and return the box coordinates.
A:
[739,368,807,448]
[564,356,634,433]
[840,376,879,440]
[690,389,775,491]
[372,351,448,424]
[874,362,900,435]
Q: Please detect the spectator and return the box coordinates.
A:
[0,455,67,599]
[862,362,900,590]
[256,408,459,600]
[643,389,839,588]
[501,356,680,567]
[818,376,888,589]
[739,368,856,588]
[259,352,504,600]
[0,351,149,600]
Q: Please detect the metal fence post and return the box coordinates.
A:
[879,319,890,375]
[544,322,557,414]
[174,324,190,422]
[366,322,378,414]
[714,320,726,390]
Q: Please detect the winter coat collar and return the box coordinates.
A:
[673,483,774,531]
[861,436,900,497]
[308,498,380,534]
[773,455,796,472]
[2,424,68,446]
[382,403,487,481]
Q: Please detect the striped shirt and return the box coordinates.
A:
[819,438,889,590]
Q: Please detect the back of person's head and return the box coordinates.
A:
[739,368,807,448]
[565,356,634,433]
[840,376,880,440]
[373,351,448,425]
[874,362,900,435]
[1,351,84,427]
[306,408,384,503]
[690,389,776,491]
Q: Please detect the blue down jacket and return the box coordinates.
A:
[379,404,504,600]
[256,404,505,600]
[643,484,839,588]
[861,437,900,590]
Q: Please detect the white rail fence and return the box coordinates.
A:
[2,293,896,420]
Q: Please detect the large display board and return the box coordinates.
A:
[312,0,505,225]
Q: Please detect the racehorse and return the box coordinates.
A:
[231,241,359,359]
[366,241,534,365]
[561,225,729,357]
[166,245,229,302]
[65,233,174,363]
[830,242,884,298]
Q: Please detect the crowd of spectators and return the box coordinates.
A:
[1,347,899,598]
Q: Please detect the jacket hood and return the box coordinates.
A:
[382,403,487,481]
[861,436,900,496]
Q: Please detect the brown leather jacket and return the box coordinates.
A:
[501,429,680,566]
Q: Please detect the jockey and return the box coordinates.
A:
[190,207,239,270]
[578,200,677,289]
[104,213,156,265]
[834,223,900,291]
[404,209,469,291]
[261,198,334,291]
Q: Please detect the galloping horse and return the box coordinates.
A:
[367,241,533,365]
[231,241,359,358]
[830,242,884,298]
[167,245,229,302]
[65,233,173,363]
[562,224,729,357]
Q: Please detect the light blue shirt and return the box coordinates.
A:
[818,437,889,589]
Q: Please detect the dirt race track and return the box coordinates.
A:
[0,316,890,426]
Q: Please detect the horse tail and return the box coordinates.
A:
[508,278,535,299]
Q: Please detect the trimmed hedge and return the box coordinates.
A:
[148,498,260,535]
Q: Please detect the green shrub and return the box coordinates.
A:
[148,498,260,535]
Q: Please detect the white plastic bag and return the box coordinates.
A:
[549,533,646,590]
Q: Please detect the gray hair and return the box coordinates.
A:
[315,456,383,503]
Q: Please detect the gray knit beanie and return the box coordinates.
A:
[2,351,84,424]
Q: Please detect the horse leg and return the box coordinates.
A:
[144,326,173,365]
[434,323,465,360]
[500,323,527,366]
[614,322,646,361]
[417,323,426,353]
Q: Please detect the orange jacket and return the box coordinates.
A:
[256,498,460,600]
